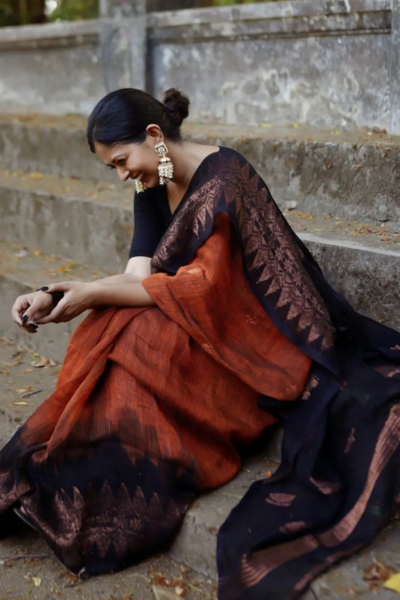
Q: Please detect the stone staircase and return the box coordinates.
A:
[0,114,400,597]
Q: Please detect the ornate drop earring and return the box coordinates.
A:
[135,180,146,194]
[155,141,174,185]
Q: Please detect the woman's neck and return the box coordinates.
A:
[166,141,219,211]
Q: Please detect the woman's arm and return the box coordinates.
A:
[33,257,155,325]
[88,279,155,309]
[93,257,152,286]
[35,279,155,325]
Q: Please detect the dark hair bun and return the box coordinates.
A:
[162,88,190,127]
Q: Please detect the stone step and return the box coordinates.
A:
[0,167,133,273]
[1,170,399,331]
[1,113,399,226]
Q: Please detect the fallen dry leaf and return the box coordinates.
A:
[363,561,395,588]
[15,387,33,394]
[32,356,57,368]
[13,401,29,406]
[32,576,41,586]
[29,173,44,180]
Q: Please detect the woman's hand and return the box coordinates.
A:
[12,291,55,332]
[34,282,95,325]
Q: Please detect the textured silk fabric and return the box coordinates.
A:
[144,147,400,600]
[0,215,310,575]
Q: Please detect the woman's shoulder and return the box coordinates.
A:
[213,146,256,176]
[216,146,249,163]
[206,146,257,186]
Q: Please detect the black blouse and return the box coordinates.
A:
[129,147,223,260]
[128,186,174,259]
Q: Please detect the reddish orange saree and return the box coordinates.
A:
[0,213,310,575]
[2,146,400,600]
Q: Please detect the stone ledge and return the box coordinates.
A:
[0,118,399,224]
[149,0,390,44]
[149,0,390,26]
[0,172,398,331]
[0,19,101,51]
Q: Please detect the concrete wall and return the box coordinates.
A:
[148,0,392,130]
[0,0,397,131]
[0,20,105,115]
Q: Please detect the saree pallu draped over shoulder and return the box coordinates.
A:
[1,147,400,600]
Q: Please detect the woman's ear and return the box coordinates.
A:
[146,124,163,144]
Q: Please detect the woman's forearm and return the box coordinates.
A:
[91,273,144,286]
[87,280,156,308]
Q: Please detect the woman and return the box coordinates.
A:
[2,88,400,600]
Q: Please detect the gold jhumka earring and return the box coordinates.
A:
[135,180,146,194]
[155,141,174,185]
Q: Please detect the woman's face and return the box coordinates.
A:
[94,127,162,188]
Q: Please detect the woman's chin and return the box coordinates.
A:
[143,177,157,189]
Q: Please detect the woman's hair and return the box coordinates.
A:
[87,88,190,152]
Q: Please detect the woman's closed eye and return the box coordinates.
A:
[108,158,126,170]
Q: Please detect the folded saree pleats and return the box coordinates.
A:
[0,215,310,575]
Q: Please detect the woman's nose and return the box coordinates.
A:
[117,167,130,182]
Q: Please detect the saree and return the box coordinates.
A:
[0,146,400,600]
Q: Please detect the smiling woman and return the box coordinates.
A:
[3,87,400,600]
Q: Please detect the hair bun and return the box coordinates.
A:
[162,88,190,128]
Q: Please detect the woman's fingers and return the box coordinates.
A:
[11,296,30,326]
[42,282,71,294]
[36,299,67,325]
[12,292,54,328]
[28,296,54,323]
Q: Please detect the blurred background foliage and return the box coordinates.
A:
[0,0,281,27]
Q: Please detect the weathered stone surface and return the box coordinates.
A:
[0,170,399,335]
[189,124,400,227]
[1,116,399,227]
[149,0,391,131]
[391,0,400,134]
[0,21,105,116]
[303,234,400,330]
[0,176,133,272]
[0,0,397,132]
[0,114,106,180]
[100,0,147,91]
